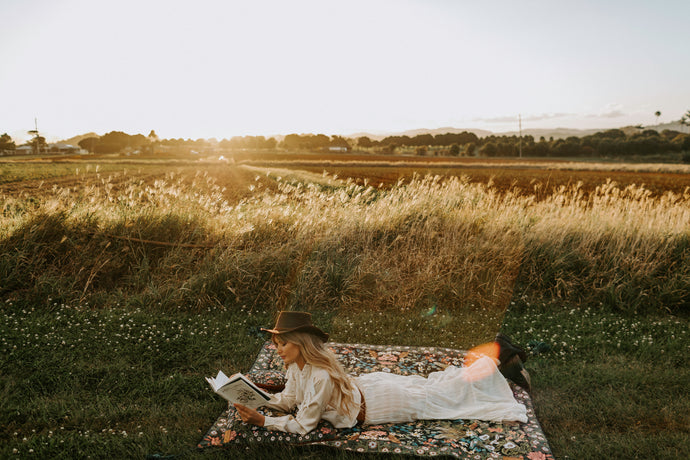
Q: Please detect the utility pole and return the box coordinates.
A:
[27,118,41,155]
[518,114,522,158]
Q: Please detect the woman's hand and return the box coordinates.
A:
[233,404,265,427]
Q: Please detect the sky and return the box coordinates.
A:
[1,0,689,143]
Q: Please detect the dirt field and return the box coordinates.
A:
[220,151,690,197]
[306,165,690,198]
[0,160,279,205]
[2,152,690,200]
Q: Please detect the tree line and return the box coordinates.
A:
[474,129,690,158]
[2,109,689,158]
[76,132,348,153]
[77,132,282,154]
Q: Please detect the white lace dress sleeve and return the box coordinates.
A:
[263,364,359,435]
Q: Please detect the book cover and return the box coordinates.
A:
[206,371,271,409]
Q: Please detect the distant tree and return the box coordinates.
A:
[673,133,690,151]
[148,130,159,154]
[130,134,149,148]
[412,134,434,146]
[0,133,16,152]
[660,129,682,140]
[78,137,99,152]
[329,135,351,149]
[434,131,479,146]
[449,143,460,156]
[600,129,626,139]
[480,142,497,157]
[282,134,302,150]
[356,136,374,148]
[532,138,550,156]
[580,145,596,156]
[434,133,456,146]
[416,146,427,156]
[282,133,335,150]
[552,138,582,157]
[94,131,135,153]
[635,129,660,138]
[465,142,476,156]
[29,135,47,154]
[311,134,331,149]
[655,111,661,125]
[252,136,268,149]
[681,111,690,133]
[381,135,411,147]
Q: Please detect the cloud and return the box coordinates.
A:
[473,113,573,124]
[523,113,573,122]
[586,110,626,119]
[586,104,627,119]
[473,106,631,127]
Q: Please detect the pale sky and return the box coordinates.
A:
[2,0,689,143]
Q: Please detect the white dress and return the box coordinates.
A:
[262,355,527,435]
[355,355,528,425]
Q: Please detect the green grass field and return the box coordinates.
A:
[1,157,688,459]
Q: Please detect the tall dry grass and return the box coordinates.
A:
[1,165,689,321]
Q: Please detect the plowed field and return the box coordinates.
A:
[2,152,690,200]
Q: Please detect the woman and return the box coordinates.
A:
[234,311,530,435]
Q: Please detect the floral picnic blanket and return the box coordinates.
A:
[198,341,554,459]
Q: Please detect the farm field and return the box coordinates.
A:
[3,151,690,198]
[1,153,689,459]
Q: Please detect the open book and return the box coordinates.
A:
[205,371,271,409]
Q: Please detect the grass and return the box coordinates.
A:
[2,299,687,459]
[1,300,268,459]
[0,161,157,184]
[502,302,689,458]
[1,158,689,458]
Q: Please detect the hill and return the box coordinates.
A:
[495,127,602,140]
[349,127,609,141]
[57,132,100,145]
[348,127,492,141]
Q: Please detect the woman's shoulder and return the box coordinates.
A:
[307,364,333,381]
[285,363,330,379]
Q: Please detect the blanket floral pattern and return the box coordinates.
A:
[198,341,554,459]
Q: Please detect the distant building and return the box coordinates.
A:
[11,143,85,155]
[48,143,82,154]
[15,145,33,154]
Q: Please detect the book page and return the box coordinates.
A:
[208,372,271,409]
[205,370,230,391]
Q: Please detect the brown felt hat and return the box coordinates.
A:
[261,311,329,342]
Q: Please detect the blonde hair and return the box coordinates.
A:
[273,331,357,416]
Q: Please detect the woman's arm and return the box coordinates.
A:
[233,366,296,428]
[262,371,335,435]
[263,366,297,412]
